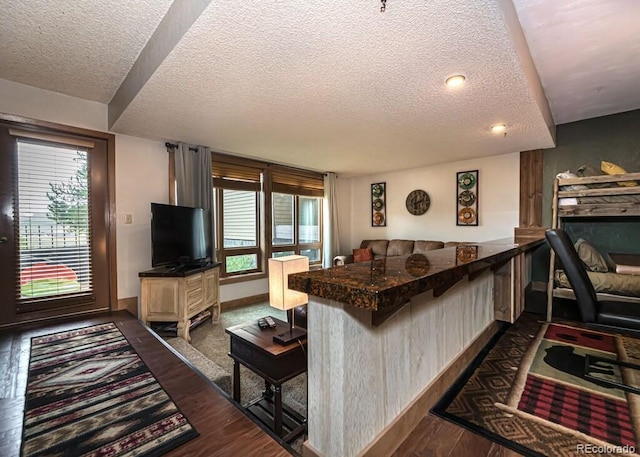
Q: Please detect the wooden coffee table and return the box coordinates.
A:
[225,317,307,442]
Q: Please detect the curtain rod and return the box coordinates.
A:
[165,142,198,152]
[165,141,329,176]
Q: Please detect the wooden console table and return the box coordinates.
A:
[226,318,307,442]
[139,263,221,342]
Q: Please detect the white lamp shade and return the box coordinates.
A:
[269,255,309,310]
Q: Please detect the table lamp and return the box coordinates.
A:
[268,255,308,345]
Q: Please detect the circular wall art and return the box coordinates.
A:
[406,189,431,215]
[458,207,476,224]
[458,172,476,189]
[458,190,476,207]
[456,170,478,226]
[371,182,386,226]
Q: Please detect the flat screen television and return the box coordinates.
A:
[151,203,212,268]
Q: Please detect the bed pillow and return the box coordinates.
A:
[353,247,373,262]
[574,238,609,272]
[601,161,638,187]
[576,164,610,188]
[556,171,589,190]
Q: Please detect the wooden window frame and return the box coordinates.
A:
[215,187,263,279]
[211,153,324,283]
[271,193,323,266]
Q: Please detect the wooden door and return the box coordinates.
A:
[0,120,112,325]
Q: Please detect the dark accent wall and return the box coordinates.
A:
[542,109,640,227]
[533,109,640,281]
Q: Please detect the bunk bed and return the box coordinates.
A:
[546,170,640,321]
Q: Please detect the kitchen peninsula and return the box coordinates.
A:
[289,237,543,457]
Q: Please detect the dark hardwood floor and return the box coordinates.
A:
[1,310,523,457]
[0,311,290,457]
[393,413,522,457]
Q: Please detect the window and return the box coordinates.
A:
[271,166,324,265]
[222,189,259,274]
[272,193,322,264]
[213,160,262,277]
[17,141,92,299]
[212,155,324,279]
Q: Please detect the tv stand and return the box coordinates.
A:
[139,263,221,343]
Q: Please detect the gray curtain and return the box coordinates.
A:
[174,143,216,261]
[322,172,340,268]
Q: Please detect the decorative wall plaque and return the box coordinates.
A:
[456,170,478,226]
[371,182,386,227]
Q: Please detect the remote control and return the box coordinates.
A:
[257,318,268,330]
[264,316,277,328]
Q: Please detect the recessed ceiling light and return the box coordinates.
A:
[491,124,506,133]
[445,75,466,88]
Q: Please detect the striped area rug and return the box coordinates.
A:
[21,323,198,457]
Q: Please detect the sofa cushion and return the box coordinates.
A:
[353,247,373,262]
[413,240,445,254]
[387,240,414,256]
[444,241,463,248]
[361,240,389,257]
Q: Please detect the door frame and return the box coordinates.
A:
[0,113,117,326]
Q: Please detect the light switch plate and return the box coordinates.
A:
[124,213,133,224]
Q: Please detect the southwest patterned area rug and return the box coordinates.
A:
[432,314,640,457]
[21,323,198,457]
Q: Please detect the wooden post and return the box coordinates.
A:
[546,177,560,321]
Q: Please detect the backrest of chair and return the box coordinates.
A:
[545,229,598,322]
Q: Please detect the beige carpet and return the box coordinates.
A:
[163,302,307,454]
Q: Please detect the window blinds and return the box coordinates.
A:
[15,139,93,302]
[212,162,262,191]
[271,166,324,197]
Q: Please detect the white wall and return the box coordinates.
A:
[115,134,168,299]
[341,152,520,250]
[221,278,269,303]
[0,79,168,302]
[0,79,107,131]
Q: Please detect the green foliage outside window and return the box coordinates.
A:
[226,254,258,273]
[46,151,88,235]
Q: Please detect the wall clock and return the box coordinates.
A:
[406,189,431,215]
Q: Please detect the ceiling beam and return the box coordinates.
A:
[108,0,212,129]
[497,0,556,145]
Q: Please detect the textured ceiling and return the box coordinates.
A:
[513,0,640,124]
[3,1,637,176]
[112,0,555,175]
[0,0,173,103]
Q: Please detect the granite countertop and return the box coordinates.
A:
[288,237,544,313]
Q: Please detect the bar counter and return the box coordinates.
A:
[290,236,545,457]
[289,237,543,325]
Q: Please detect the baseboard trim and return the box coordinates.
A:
[356,320,502,457]
[222,293,269,311]
[117,297,138,317]
[303,440,323,457]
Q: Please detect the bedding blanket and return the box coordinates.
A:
[555,270,640,297]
